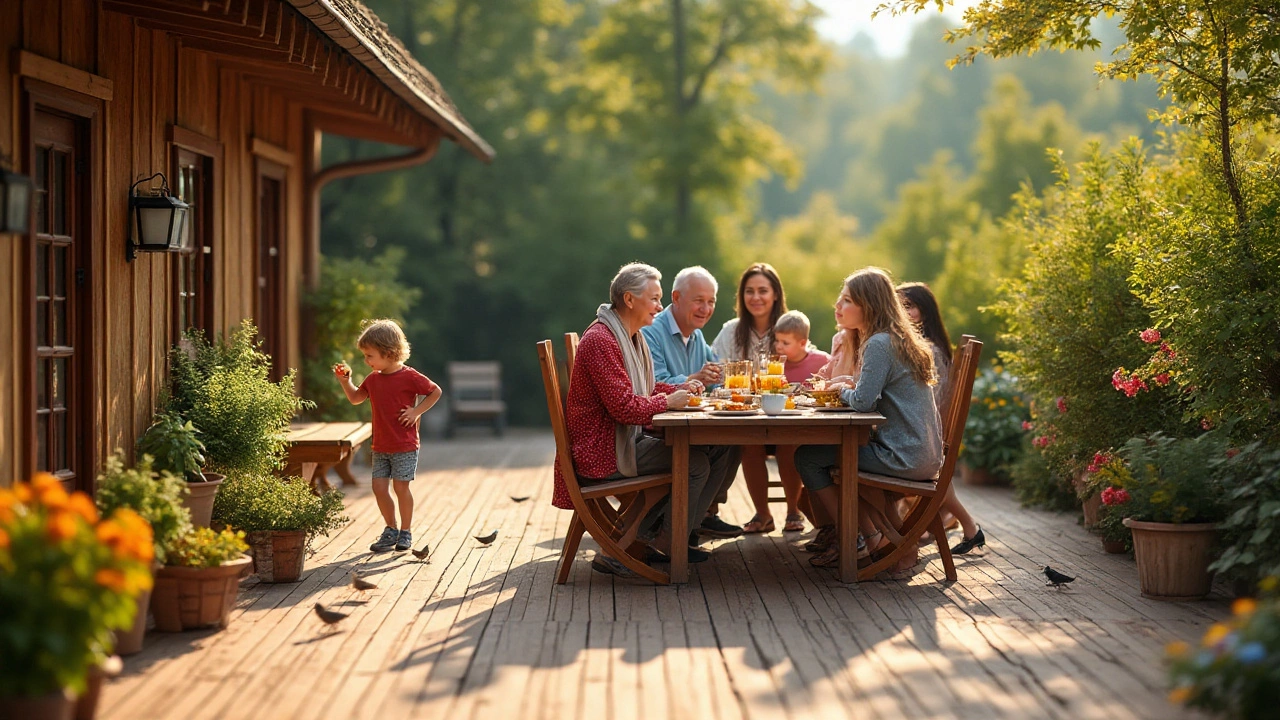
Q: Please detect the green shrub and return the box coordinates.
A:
[135,413,206,483]
[212,473,347,552]
[960,365,1029,480]
[301,249,420,421]
[168,321,312,475]
[1093,432,1229,525]
[166,527,249,568]
[1209,443,1280,587]
[94,454,191,564]
[1010,435,1078,511]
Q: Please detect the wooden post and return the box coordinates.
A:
[839,425,859,583]
[670,426,690,584]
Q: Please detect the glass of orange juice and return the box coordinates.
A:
[767,354,785,376]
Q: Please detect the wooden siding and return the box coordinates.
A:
[0,0,435,486]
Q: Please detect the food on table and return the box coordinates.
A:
[687,396,702,407]
[785,397,796,410]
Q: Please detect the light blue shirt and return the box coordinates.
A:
[641,307,719,387]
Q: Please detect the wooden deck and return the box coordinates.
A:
[101,431,1225,720]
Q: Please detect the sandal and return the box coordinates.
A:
[803,525,837,552]
[809,545,839,568]
[742,514,775,534]
[782,514,806,533]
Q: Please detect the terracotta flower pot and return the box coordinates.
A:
[113,584,152,655]
[1081,493,1101,529]
[151,554,251,631]
[74,655,121,720]
[0,689,74,720]
[183,473,225,529]
[1102,538,1128,554]
[1123,519,1217,600]
[960,463,1000,486]
[245,530,307,583]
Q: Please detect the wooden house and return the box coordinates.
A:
[0,0,493,490]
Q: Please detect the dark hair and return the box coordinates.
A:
[734,263,787,358]
[897,282,952,368]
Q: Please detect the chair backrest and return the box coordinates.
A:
[941,334,976,433]
[935,337,983,493]
[448,361,503,401]
[537,341,591,508]
[564,332,580,377]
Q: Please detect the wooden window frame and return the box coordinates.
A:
[254,157,288,380]
[168,125,221,339]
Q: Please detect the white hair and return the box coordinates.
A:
[672,266,718,295]
[609,262,662,307]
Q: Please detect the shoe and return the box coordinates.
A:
[699,514,744,539]
[688,546,711,563]
[810,545,839,568]
[592,555,638,577]
[741,514,775,534]
[394,530,413,552]
[689,531,705,548]
[803,525,837,553]
[369,526,399,553]
[783,514,806,533]
[950,526,986,556]
[644,547,670,564]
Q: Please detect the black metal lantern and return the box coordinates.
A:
[0,165,33,235]
[127,172,190,261]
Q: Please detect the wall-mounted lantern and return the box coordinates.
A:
[127,172,190,261]
[0,164,34,235]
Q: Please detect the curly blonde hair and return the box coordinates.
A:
[357,319,410,363]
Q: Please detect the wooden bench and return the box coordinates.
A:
[284,421,373,493]
[446,361,507,437]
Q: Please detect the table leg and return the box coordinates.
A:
[670,427,690,584]
[839,425,859,583]
[335,450,359,486]
[301,462,320,494]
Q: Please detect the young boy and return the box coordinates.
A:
[774,310,830,383]
[334,319,443,553]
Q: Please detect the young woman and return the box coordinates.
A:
[793,268,943,575]
[710,263,787,534]
[897,282,985,555]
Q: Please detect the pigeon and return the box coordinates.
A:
[1044,566,1076,588]
[411,542,431,561]
[313,602,349,626]
[510,496,531,503]
[350,571,377,591]
[474,531,498,545]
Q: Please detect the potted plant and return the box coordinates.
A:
[0,474,153,719]
[1100,432,1228,599]
[212,473,347,582]
[167,322,312,477]
[136,413,222,528]
[1166,579,1280,718]
[150,527,250,632]
[959,366,1029,485]
[1095,487,1133,554]
[93,454,191,655]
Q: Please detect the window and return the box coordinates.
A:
[172,147,213,336]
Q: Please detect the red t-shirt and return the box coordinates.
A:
[359,366,439,453]
[785,349,832,383]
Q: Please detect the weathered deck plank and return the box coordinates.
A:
[100,431,1225,720]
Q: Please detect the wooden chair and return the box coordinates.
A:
[446,361,508,437]
[537,340,675,584]
[849,337,983,582]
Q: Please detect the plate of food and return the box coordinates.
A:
[668,405,706,412]
[709,408,762,416]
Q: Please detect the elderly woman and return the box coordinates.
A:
[558,262,740,577]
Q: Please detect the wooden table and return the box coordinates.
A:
[284,422,373,492]
[651,408,884,583]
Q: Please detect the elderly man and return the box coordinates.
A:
[641,266,743,541]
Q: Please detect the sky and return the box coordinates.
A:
[811,0,976,57]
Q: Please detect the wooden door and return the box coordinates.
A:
[255,159,286,379]
[31,109,93,491]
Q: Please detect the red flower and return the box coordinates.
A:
[1160,342,1176,358]
[1055,396,1068,414]
[1140,329,1161,344]
[1201,418,1214,430]
[1226,448,1241,459]
[1087,451,1113,474]
[1112,368,1126,391]
[1115,489,1130,504]
[1021,421,1034,431]
[1154,373,1171,386]
[1032,435,1053,449]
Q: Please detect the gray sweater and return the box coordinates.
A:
[840,332,943,480]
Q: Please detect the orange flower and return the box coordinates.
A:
[1201,623,1231,648]
[0,490,14,523]
[103,509,154,563]
[1232,598,1258,617]
[13,483,32,504]
[66,492,99,524]
[94,568,129,592]
[0,527,8,550]
[1168,687,1193,705]
[1165,640,1190,657]
[46,510,81,542]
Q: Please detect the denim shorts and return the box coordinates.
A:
[371,450,419,481]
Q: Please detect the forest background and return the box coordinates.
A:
[308,0,1164,425]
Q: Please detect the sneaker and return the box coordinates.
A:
[369,526,399,553]
[395,529,413,552]
[698,514,744,539]
[592,554,638,577]
[688,546,711,563]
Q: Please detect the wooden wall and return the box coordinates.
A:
[1,0,314,485]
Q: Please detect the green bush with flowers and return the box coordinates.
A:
[1087,432,1228,525]
[94,453,191,564]
[960,365,1030,481]
[0,474,154,699]
[1207,443,1280,589]
[1166,579,1280,719]
[165,526,249,568]
[213,473,347,553]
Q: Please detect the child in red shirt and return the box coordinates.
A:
[334,319,442,553]
[773,310,830,532]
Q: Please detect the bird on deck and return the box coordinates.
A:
[411,542,431,561]
[313,602,349,628]
[1044,566,1076,588]
[474,531,498,545]
[350,571,377,591]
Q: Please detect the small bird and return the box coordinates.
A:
[313,602,349,626]
[350,571,377,591]
[510,495,530,503]
[474,530,498,545]
[411,542,431,561]
[1044,566,1076,588]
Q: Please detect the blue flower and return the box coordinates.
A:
[1194,651,1215,669]
[1235,642,1267,666]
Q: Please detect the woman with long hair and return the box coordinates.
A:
[793,268,943,576]
[897,282,984,555]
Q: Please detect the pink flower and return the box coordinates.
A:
[1101,487,1130,506]
[1055,396,1068,414]
[1087,451,1113,474]
[1160,342,1176,358]
[1154,373,1171,386]
[1032,435,1052,449]
[1115,489,1130,504]
[1201,418,1214,430]
[1226,448,1241,459]
[1140,329,1161,344]
[1112,368,1126,391]
[1021,421,1034,431]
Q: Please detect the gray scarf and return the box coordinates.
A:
[592,303,655,477]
